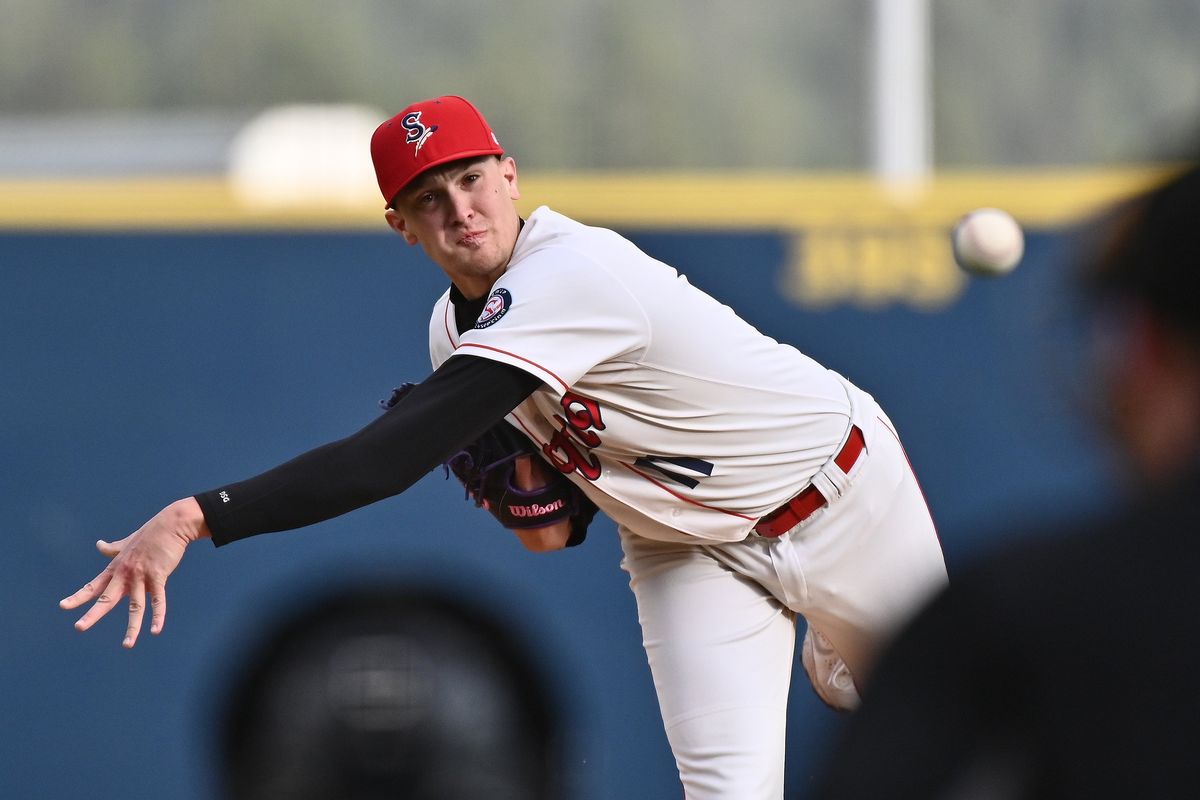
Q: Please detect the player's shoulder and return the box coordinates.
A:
[516,207,626,258]
[524,205,590,239]
[511,207,646,281]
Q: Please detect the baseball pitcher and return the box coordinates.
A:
[61,96,948,799]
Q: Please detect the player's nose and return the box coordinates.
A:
[447,188,474,223]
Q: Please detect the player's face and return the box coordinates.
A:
[385,156,522,299]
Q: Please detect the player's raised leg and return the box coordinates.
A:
[777,407,947,692]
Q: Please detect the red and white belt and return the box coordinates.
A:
[753,425,866,537]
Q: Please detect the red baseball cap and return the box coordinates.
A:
[371,96,504,206]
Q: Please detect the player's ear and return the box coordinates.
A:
[384,208,419,246]
[500,156,520,201]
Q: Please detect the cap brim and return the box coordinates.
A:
[387,147,506,207]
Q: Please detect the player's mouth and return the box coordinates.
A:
[458,230,487,247]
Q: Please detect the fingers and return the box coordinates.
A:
[61,570,166,647]
[149,579,167,636]
[96,537,126,558]
[70,572,126,633]
[63,513,191,645]
[123,580,147,649]
[58,537,125,610]
[58,564,114,611]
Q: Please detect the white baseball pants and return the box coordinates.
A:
[619,387,948,799]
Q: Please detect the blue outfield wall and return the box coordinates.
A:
[2,218,1120,798]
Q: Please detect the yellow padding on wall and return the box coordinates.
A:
[0,168,1173,231]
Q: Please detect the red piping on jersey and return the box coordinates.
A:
[621,462,757,521]
[455,342,571,392]
[442,300,456,348]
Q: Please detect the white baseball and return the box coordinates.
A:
[952,208,1025,276]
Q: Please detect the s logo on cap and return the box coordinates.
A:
[400,111,437,155]
[371,96,506,205]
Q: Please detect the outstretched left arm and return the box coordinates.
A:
[60,354,541,647]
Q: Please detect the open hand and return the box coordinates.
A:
[59,497,210,648]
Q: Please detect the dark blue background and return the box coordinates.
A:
[1,224,1115,798]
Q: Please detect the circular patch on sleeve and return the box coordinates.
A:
[474,288,512,329]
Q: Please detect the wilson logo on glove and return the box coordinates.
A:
[507,499,567,518]
[440,413,599,547]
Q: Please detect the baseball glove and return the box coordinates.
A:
[381,383,596,546]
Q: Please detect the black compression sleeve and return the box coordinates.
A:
[194,355,542,546]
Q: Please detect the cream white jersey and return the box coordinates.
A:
[428,206,854,543]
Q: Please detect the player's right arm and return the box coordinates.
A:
[60,354,542,647]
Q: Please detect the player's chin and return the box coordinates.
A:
[456,250,506,275]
